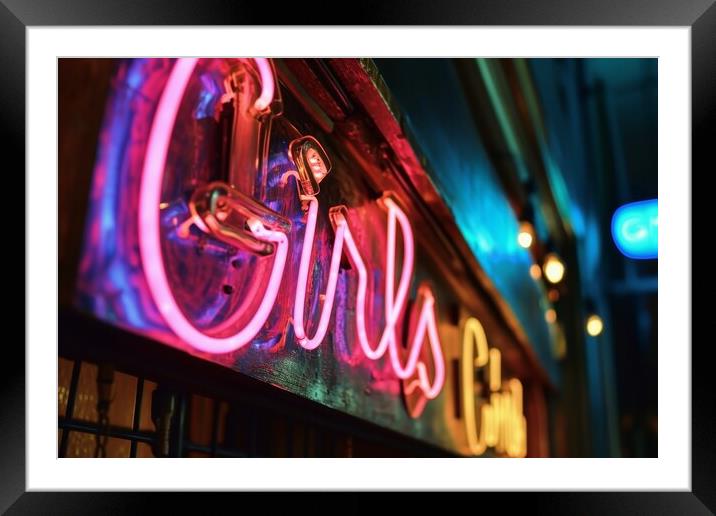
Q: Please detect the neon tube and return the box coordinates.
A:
[462,317,489,455]
[335,200,412,361]
[253,58,275,112]
[460,318,528,456]
[292,197,347,350]
[509,378,523,415]
[407,394,429,419]
[287,180,445,401]
[139,58,287,354]
[489,348,502,392]
[337,203,445,400]
[338,203,403,358]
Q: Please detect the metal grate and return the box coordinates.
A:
[57,355,446,458]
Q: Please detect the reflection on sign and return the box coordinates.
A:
[611,199,657,259]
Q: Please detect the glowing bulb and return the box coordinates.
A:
[288,136,332,197]
[586,314,603,337]
[543,253,565,284]
[545,308,557,324]
[517,222,534,249]
[529,264,542,280]
[306,148,328,177]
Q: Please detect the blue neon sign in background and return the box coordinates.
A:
[611,199,658,259]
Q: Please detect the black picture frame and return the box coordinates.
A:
[5,0,711,512]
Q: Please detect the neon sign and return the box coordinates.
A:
[611,199,657,259]
[76,57,542,454]
[462,317,527,457]
[138,57,445,417]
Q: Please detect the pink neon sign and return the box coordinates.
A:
[139,58,290,354]
[138,58,446,412]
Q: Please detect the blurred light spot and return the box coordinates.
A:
[545,308,557,324]
[586,314,604,337]
[543,253,565,284]
[529,264,542,280]
[517,221,534,249]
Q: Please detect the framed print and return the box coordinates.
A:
[5,0,712,512]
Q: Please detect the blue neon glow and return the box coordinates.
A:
[375,58,561,387]
[611,199,657,259]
